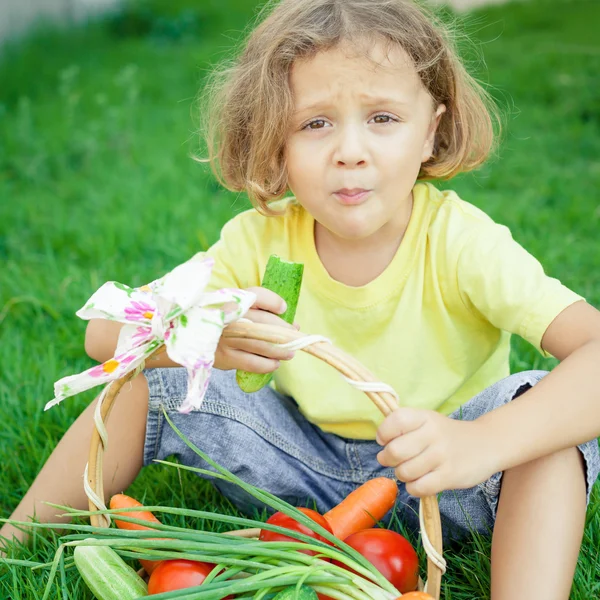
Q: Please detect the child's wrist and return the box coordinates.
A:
[471,417,510,475]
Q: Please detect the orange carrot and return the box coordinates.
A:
[109,493,162,574]
[324,477,398,541]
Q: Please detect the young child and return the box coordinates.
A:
[3,0,600,597]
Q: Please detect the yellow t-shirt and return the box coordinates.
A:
[206,182,583,439]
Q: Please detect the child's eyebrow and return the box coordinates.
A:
[294,94,410,115]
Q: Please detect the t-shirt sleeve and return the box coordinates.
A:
[204,211,262,292]
[456,222,584,357]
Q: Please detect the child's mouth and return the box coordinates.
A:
[333,189,372,205]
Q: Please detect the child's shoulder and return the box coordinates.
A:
[417,183,524,278]
[222,197,304,238]
[423,183,494,228]
[421,182,507,246]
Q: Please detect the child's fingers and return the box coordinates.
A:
[390,447,438,484]
[247,286,287,315]
[376,430,429,468]
[245,308,297,330]
[405,470,443,498]
[230,337,296,361]
[376,408,427,445]
[224,348,281,374]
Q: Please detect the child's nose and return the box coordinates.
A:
[333,124,369,167]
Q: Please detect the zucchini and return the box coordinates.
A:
[236,254,304,393]
[273,585,319,599]
[74,541,148,600]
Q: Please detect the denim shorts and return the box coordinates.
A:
[143,368,600,543]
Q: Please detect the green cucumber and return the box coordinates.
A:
[74,542,148,600]
[236,254,304,393]
[273,585,319,600]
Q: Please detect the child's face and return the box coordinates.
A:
[285,40,445,243]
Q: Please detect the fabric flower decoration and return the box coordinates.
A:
[45,253,255,413]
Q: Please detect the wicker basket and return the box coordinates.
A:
[86,320,445,598]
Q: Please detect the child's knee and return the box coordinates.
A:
[113,372,149,415]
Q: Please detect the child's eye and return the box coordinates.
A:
[301,113,397,131]
[372,114,396,124]
[303,119,328,130]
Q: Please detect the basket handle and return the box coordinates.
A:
[87,321,443,599]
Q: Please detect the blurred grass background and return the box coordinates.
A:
[0,0,599,597]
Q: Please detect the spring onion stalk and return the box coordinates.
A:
[143,570,376,600]
[46,502,344,562]
[48,509,381,583]
[62,527,390,588]
[45,501,289,536]
[51,502,339,553]
[63,536,323,562]
[48,510,361,574]
[146,576,345,600]
[199,562,231,587]
[60,535,371,579]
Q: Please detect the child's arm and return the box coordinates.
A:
[84,319,180,367]
[475,300,600,473]
[377,300,600,498]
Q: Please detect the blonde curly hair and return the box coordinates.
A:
[199,0,500,214]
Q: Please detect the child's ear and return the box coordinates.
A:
[421,103,446,163]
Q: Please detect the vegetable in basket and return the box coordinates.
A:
[333,529,419,594]
[9,417,420,600]
[148,559,232,597]
[73,542,148,600]
[110,493,163,575]
[323,476,398,540]
[319,590,434,600]
[259,507,334,557]
[236,254,304,393]
[273,585,319,599]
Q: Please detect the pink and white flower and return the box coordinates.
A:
[46,253,256,412]
[124,300,155,322]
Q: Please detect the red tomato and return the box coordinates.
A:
[335,529,419,594]
[398,593,434,599]
[259,507,334,557]
[147,559,232,597]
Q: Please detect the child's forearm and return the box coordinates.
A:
[476,339,600,474]
[84,319,124,362]
[84,319,181,368]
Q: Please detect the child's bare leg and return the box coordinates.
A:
[490,446,587,600]
[0,373,149,549]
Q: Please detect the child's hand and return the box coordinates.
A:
[214,286,299,373]
[376,409,497,497]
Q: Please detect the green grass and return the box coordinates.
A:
[1,0,599,597]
